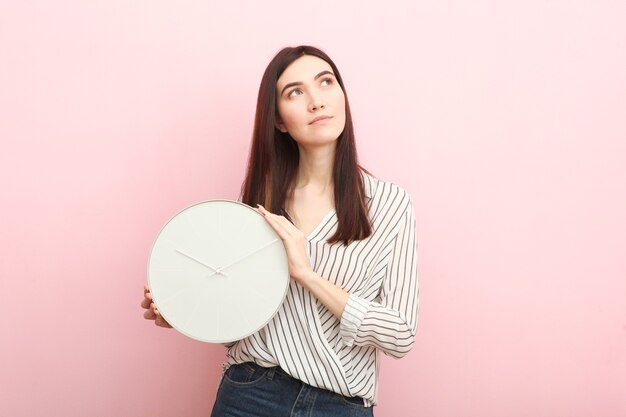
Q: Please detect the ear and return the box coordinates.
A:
[275,118,288,133]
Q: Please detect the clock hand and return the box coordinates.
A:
[175,249,229,277]
[205,238,280,277]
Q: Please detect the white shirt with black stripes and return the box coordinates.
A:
[225,172,419,407]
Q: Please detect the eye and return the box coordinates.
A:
[288,88,303,98]
[320,77,333,87]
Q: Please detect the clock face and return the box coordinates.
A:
[147,200,289,343]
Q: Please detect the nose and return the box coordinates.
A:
[308,94,325,112]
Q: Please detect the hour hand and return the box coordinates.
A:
[175,249,229,276]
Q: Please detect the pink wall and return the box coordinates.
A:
[1,1,625,416]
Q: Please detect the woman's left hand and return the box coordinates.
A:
[257,205,313,284]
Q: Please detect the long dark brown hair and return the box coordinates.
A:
[241,45,371,245]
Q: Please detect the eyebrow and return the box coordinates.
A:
[280,70,335,96]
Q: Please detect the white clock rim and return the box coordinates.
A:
[146,199,290,343]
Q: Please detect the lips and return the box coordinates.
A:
[309,115,333,125]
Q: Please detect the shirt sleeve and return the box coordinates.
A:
[339,201,419,358]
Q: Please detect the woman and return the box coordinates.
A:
[142,45,418,416]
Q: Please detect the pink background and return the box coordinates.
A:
[1,1,625,416]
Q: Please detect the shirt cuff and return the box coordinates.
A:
[339,294,371,347]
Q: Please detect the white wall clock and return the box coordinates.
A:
[147,200,289,343]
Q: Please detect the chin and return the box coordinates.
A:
[296,136,339,149]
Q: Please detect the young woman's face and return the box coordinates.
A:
[275,55,346,148]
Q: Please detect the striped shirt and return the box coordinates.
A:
[225,172,419,406]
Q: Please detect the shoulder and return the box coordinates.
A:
[361,170,413,214]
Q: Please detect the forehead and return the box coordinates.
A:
[276,55,333,88]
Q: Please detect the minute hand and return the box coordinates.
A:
[175,249,229,276]
[208,238,280,276]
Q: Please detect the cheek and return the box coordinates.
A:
[278,102,294,122]
[278,104,305,128]
[276,105,292,127]
[275,111,298,136]
[332,89,346,112]
[336,101,346,124]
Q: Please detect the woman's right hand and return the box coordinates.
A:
[141,284,173,328]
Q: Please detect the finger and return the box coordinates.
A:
[141,294,154,308]
[144,308,156,320]
[267,216,305,245]
[261,210,288,234]
[257,204,288,223]
[259,206,302,236]
[265,216,294,243]
[156,319,172,328]
[257,205,293,238]
[154,309,172,328]
[257,204,279,218]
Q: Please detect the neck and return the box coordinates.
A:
[295,143,335,190]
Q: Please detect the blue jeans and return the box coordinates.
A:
[211,362,374,417]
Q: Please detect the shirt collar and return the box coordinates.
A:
[361,171,376,201]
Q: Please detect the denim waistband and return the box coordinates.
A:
[235,361,291,381]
